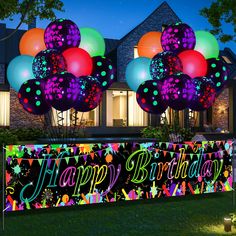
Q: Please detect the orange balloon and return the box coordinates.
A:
[19,28,46,57]
[137,31,163,58]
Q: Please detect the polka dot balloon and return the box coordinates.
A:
[44,18,81,51]
[44,72,79,111]
[150,51,183,81]
[161,73,195,110]
[18,79,51,115]
[161,22,196,54]
[32,49,67,79]
[73,76,103,112]
[136,80,167,114]
[91,56,115,91]
[206,58,228,93]
[189,77,216,111]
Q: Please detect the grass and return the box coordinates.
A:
[1,153,236,236]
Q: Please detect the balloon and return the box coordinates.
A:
[62,48,93,77]
[44,72,79,111]
[161,22,196,54]
[79,27,105,57]
[150,51,183,81]
[206,58,228,93]
[125,57,152,92]
[7,55,34,92]
[161,73,195,110]
[137,31,163,58]
[19,28,46,57]
[136,80,167,114]
[18,79,51,115]
[189,77,216,111]
[194,31,219,59]
[32,49,67,79]
[73,76,102,112]
[91,56,115,91]
[178,50,207,78]
[44,19,80,51]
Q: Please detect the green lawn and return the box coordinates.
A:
[1,152,236,236]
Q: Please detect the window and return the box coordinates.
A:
[51,107,100,127]
[0,91,10,126]
[222,56,232,64]
[134,46,139,58]
[106,90,147,127]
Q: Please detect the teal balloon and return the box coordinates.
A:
[194,31,219,59]
[79,27,105,57]
[125,57,152,92]
[7,55,34,91]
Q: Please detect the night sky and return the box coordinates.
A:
[1,0,235,52]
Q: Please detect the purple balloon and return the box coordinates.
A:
[44,72,79,111]
[18,79,51,115]
[73,76,103,112]
[32,49,67,79]
[44,19,81,51]
[92,56,115,91]
[189,77,216,111]
[161,23,196,54]
[150,51,183,81]
[206,58,229,93]
[162,73,195,110]
[136,80,167,114]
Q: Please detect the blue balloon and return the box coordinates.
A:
[125,57,152,92]
[7,55,34,92]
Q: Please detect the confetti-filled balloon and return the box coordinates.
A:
[44,72,79,111]
[91,56,115,91]
[73,76,102,112]
[125,57,152,92]
[18,79,51,115]
[79,27,105,57]
[136,80,167,114]
[194,31,219,59]
[32,49,67,79]
[137,31,163,58]
[7,55,34,92]
[206,58,228,93]
[62,48,93,77]
[161,73,195,110]
[44,18,80,51]
[150,51,183,81]
[178,50,207,78]
[19,28,46,57]
[189,77,216,111]
[161,22,196,54]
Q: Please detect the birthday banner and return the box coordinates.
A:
[5,140,233,211]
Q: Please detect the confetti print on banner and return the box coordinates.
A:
[4,140,233,212]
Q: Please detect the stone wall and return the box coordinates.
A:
[117,2,180,81]
[10,88,44,128]
[212,88,229,131]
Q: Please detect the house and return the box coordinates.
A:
[0,1,236,138]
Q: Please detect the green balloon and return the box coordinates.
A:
[194,31,219,59]
[79,27,105,57]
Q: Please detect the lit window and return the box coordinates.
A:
[0,91,10,126]
[134,46,139,58]
[222,56,232,64]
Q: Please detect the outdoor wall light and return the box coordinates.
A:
[224,217,232,232]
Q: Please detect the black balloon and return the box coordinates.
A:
[18,79,51,115]
[162,73,195,110]
[32,49,67,79]
[136,80,167,114]
[150,51,183,81]
[206,58,228,93]
[91,56,115,91]
[44,72,79,111]
[73,76,103,112]
[189,77,216,111]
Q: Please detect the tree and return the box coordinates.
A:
[200,0,236,43]
[0,0,64,41]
